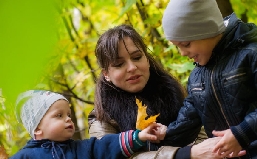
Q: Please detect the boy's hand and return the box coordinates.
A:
[156,123,167,140]
[212,129,245,158]
[138,123,165,142]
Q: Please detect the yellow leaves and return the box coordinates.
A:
[136,98,159,130]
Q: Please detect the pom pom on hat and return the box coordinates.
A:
[16,90,68,139]
[162,0,226,41]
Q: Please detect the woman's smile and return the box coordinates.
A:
[126,75,141,84]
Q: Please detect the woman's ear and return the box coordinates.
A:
[102,70,111,82]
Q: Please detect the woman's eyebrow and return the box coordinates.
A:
[129,49,141,55]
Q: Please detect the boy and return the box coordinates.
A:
[11,90,164,159]
[161,0,257,158]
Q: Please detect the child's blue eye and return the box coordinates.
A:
[56,114,62,117]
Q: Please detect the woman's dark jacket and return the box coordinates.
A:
[165,13,257,159]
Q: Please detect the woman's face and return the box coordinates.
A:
[103,37,150,93]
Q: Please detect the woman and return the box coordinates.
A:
[88,24,219,159]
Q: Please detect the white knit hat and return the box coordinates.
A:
[162,0,226,41]
[16,90,68,139]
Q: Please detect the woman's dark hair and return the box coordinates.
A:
[95,24,150,70]
[94,24,186,131]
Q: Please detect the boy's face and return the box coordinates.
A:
[170,35,221,66]
[35,99,75,141]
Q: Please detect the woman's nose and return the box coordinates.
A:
[127,61,137,72]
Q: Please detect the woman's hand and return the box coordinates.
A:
[191,137,222,159]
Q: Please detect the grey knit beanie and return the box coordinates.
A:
[16,90,68,139]
[162,0,226,41]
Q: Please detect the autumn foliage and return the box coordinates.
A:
[136,98,159,130]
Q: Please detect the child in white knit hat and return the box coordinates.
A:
[10,90,166,159]
[161,0,257,158]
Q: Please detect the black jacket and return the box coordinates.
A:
[165,13,257,158]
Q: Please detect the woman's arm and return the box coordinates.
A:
[130,137,222,159]
[130,146,180,159]
[88,109,118,139]
[189,126,208,145]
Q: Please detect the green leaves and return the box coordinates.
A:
[168,62,195,74]
[116,0,137,21]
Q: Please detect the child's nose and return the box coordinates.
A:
[66,116,72,122]
[180,49,189,56]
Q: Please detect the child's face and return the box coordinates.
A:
[103,37,150,93]
[170,35,221,66]
[35,99,75,141]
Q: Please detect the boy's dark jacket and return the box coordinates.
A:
[165,13,257,158]
[10,132,137,159]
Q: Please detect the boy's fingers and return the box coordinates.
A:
[212,142,221,153]
[212,130,225,137]
[237,150,246,157]
[226,150,246,158]
[218,150,232,158]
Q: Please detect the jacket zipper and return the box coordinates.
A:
[211,64,242,159]
[191,87,204,91]
[225,73,246,80]
[210,64,230,127]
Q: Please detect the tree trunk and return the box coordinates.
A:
[216,0,233,18]
[216,0,248,22]
[0,146,8,159]
[63,91,82,140]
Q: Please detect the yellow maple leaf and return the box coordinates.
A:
[136,98,160,130]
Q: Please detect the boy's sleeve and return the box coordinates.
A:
[76,130,146,159]
[230,103,257,148]
[230,52,257,148]
[163,97,202,147]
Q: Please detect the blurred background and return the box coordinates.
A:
[0,0,257,157]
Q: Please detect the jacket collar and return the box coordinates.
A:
[25,139,73,159]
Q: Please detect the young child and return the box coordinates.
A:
[161,0,257,158]
[10,90,164,159]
